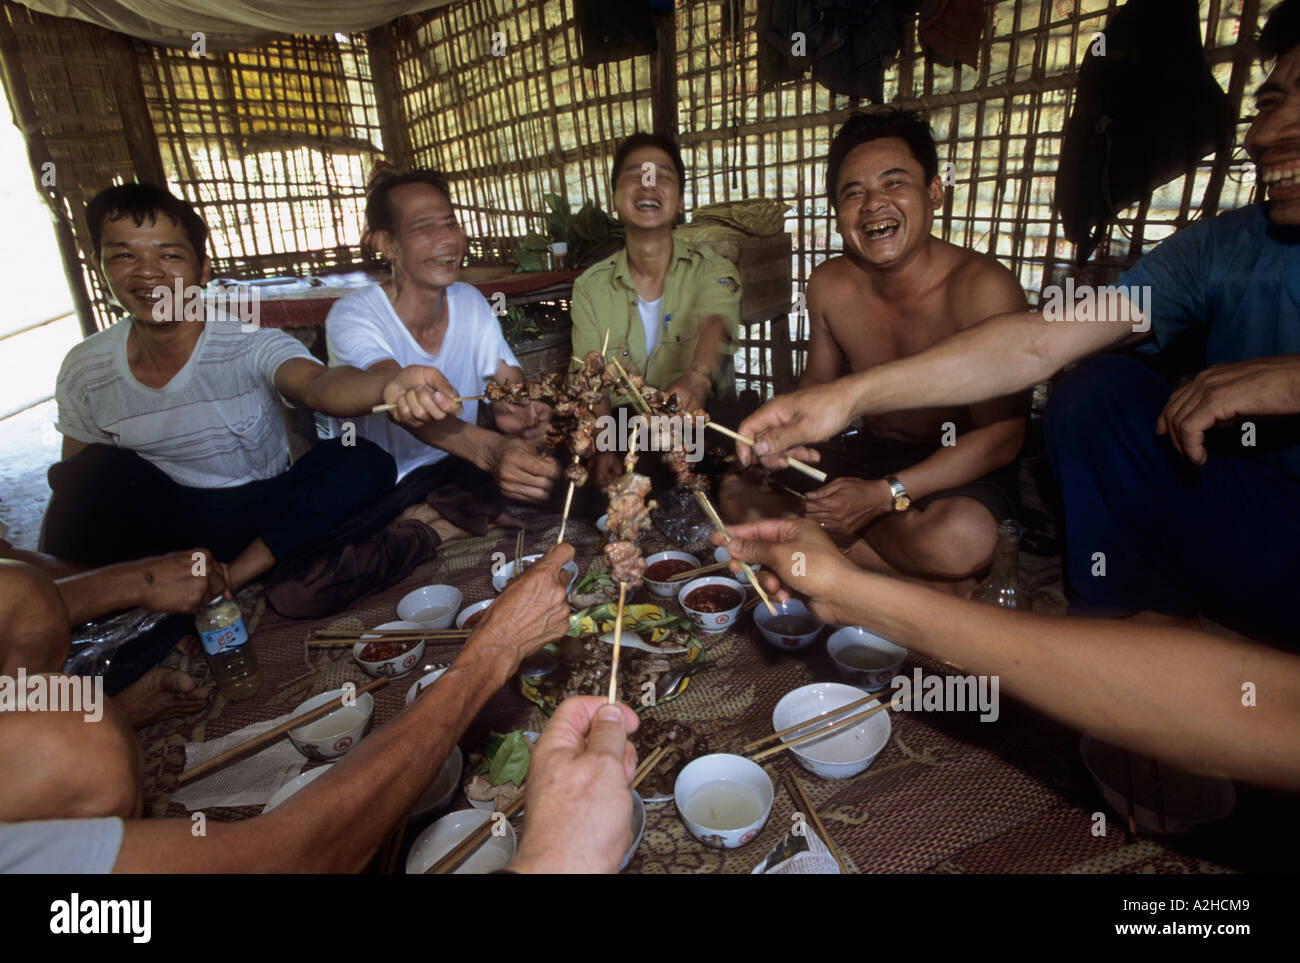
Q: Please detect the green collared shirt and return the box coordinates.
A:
[570,236,741,402]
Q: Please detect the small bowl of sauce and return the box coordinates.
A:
[678,577,745,633]
[754,598,824,650]
[643,551,700,597]
[826,626,907,691]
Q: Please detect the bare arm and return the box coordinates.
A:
[55,549,231,625]
[724,519,1300,791]
[275,357,461,423]
[111,545,575,872]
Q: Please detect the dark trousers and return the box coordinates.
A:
[42,440,396,567]
[1043,354,1300,646]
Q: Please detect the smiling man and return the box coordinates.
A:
[44,184,458,593]
[325,170,562,521]
[722,109,1028,594]
[736,0,1300,645]
[570,133,741,487]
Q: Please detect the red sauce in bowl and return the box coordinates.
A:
[645,558,696,581]
[683,584,742,613]
[359,640,417,662]
[463,610,487,630]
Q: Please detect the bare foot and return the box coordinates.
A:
[113,667,210,728]
[397,502,472,542]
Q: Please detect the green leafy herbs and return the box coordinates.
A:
[473,729,531,787]
[499,305,540,348]
[574,570,614,594]
[566,604,696,640]
[511,194,621,273]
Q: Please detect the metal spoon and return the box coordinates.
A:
[654,666,691,704]
[519,649,559,678]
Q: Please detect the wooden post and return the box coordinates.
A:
[649,9,677,136]
[367,22,414,169]
[107,33,167,187]
[0,11,97,337]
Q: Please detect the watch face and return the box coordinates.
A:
[895,495,911,511]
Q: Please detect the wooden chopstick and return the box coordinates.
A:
[177,676,390,785]
[748,699,892,763]
[665,559,731,582]
[630,745,667,792]
[607,581,628,705]
[426,791,526,874]
[703,420,827,483]
[513,530,526,581]
[693,490,776,615]
[372,395,483,413]
[742,692,884,752]
[784,774,847,873]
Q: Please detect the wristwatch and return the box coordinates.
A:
[884,475,911,512]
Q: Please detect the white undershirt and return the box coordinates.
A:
[637,295,664,357]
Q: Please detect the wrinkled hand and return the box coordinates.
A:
[135,548,231,614]
[804,477,892,536]
[717,518,857,626]
[473,543,574,674]
[487,437,562,502]
[509,696,639,874]
[665,369,710,415]
[589,450,623,488]
[1156,356,1300,465]
[493,397,552,446]
[736,383,855,470]
[382,365,462,426]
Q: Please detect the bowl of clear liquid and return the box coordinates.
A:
[396,585,462,629]
[674,753,773,849]
[826,626,907,691]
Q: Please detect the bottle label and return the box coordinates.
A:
[199,618,248,656]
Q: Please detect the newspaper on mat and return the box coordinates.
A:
[171,713,306,811]
[751,820,843,874]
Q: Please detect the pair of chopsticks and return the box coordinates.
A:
[371,394,484,414]
[176,676,390,785]
[744,692,892,763]
[664,559,731,582]
[783,774,848,873]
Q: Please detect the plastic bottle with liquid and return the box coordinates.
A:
[195,596,262,701]
[973,520,1024,610]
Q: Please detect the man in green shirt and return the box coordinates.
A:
[571,133,741,486]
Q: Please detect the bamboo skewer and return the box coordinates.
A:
[784,774,847,873]
[557,454,579,545]
[692,490,777,615]
[704,420,827,483]
[178,677,390,785]
[748,699,893,763]
[426,790,527,875]
[607,581,628,705]
[742,692,884,753]
[664,559,732,582]
[630,745,667,792]
[371,395,483,413]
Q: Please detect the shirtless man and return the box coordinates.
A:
[722,109,1027,591]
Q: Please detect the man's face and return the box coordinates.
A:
[613,146,684,232]
[97,214,209,325]
[376,183,466,289]
[834,137,942,269]
[1246,46,1300,226]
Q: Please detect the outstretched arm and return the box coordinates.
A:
[722,519,1300,791]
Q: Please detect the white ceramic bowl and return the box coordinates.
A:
[1079,735,1236,834]
[411,745,464,819]
[753,598,824,651]
[620,790,646,871]
[287,688,374,762]
[262,764,334,813]
[396,585,462,629]
[405,666,448,706]
[466,731,540,811]
[455,598,494,631]
[827,626,908,690]
[678,576,746,634]
[771,682,891,780]
[492,553,580,595]
[674,753,773,849]
[352,621,426,679]
[643,551,700,597]
[405,808,517,874]
[713,545,762,585]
